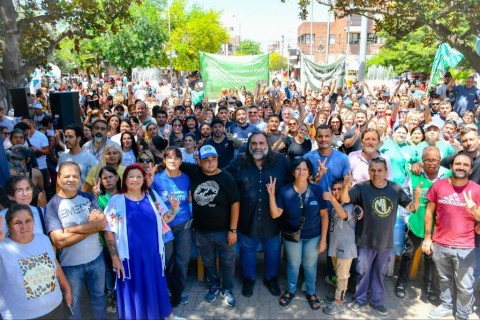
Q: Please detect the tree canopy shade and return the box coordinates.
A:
[0,0,137,106]
[237,40,262,56]
[283,0,480,68]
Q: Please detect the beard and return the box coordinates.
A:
[250,146,268,160]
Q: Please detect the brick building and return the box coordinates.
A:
[297,14,383,78]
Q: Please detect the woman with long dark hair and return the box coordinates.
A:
[120,132,139,166]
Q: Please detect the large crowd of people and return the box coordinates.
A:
[0,71,479,319]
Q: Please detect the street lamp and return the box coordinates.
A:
[287,45,291,80]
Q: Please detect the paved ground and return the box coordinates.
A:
[82,253,480,319]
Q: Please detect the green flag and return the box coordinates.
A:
[430,43,464,86]
[199,52,269,99]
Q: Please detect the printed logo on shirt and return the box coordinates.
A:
[372,196,393,217]
[18,252,56,299]
[194,180,219,206]
[438,192,464,206]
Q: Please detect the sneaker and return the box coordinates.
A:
[204,287,219,303]
[242,278,255,297]
[428,305,453,319]
[263,278,281,296]
[348,301,364,312]
[180,293,189,305]
[370,303,388,316]
[323,301,346,315]
[325,275,337,287]
[323,294,335,303]
[106,292,117,314]
[221,289,236,307]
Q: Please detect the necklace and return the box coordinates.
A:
[125,192,144,204]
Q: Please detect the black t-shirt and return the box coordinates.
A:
[349,180,411,251]
[203,137,235,168]
[181,163,240,232]
[343,127,362,154]
[284,137,312,159]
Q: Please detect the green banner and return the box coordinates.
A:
[199,51,269,99]
[429,43,464,87]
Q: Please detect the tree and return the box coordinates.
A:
[0,0,137,107]
[367,28,437,74]
[168,0,229,71]
[236,40,262,56]
[284,0,480,68]
[99,0,168,77]
[269,52,287,71]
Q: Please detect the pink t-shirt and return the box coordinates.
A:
[426,178,480,249]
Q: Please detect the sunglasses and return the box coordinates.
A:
[138,158,153,164]
[288,122,298,126]
[297,193,304,209]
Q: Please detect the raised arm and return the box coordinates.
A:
[266,177,283,219]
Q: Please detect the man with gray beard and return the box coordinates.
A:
[225,132,290,298]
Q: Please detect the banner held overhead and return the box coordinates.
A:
[199,52,269,99]
[301,54,346,90]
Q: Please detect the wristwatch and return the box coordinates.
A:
[229,228,237,233]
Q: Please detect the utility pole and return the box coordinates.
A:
[358,13,368,81]
[325,10,331,64]
[168,0,172,82]
[309,0,314,59]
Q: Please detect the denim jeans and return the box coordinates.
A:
[284,236,320,295]
[194,230,235,290]
[237,232,281,281]
[432,243,475,320]
[62,252,106,319]
[354,246,391,306]
[473,247,480,289]
[165,220,192,305]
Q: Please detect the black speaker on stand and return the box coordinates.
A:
[9,88,30,117]
[50,91,82,129]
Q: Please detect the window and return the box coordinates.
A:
[329,35,335,45]
[299,34,315,44]
[367,33,379,44]
[349,33,360,44]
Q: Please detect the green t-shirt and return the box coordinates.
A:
[413,141,456,163]
[379,139,416,184]
[407,168,451,238]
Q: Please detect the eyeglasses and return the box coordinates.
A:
[248,111,258,115]
[432,103,440,105]
[423,158,440,164]
[297,193,303,209]
[400,111,408,114]
[288,122,297,126]
[138,158,153,164]
[14,187,33,195]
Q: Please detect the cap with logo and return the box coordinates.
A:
[199,145,218,160]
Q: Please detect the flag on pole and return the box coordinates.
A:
[429,43,464,87]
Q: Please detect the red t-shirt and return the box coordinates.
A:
[426,178,480,249]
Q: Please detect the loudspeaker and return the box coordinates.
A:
[10,88,30,117]
[50,91,82,129]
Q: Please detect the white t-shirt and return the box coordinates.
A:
[0,234,62,319]
[180,148,196,164]
[28,130,49,170]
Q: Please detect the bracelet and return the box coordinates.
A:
[229,228,237,233]
[171,209,179,215]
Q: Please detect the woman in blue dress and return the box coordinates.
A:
[104,163,181,319]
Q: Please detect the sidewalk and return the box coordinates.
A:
[173,253,480,319]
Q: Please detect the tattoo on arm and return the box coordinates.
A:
[106,240,119,257]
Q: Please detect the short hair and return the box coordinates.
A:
[452,153,472,166]
[154,109,167,117]
[10,128,26,140]
[5,203,33,227]
[316,124,332,134]
[64,124,84,139]
[439,100,452,109]
[93,119,108,128]
[361,128,380,141]
[5,176,34,197]
[422,146,440,160]
[459,126,478,137]
[443,119,457,128]
[289,157,314,177]
[369,157,388,170]
[58,161,81,176]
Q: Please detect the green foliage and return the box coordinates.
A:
[99,0,168,72]
[169,2,229,71]
[236,40,262,56]
[269,52,287,71]
[366,28,436,74]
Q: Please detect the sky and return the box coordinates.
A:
[193,0,329,51]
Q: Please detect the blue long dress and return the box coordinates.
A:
[117,196,172,319]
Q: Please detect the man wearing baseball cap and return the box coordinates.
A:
[180,145,240,307]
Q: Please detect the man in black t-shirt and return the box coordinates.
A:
[180,145,240,307]
[203,118,242,168]
[341,157,415,316]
